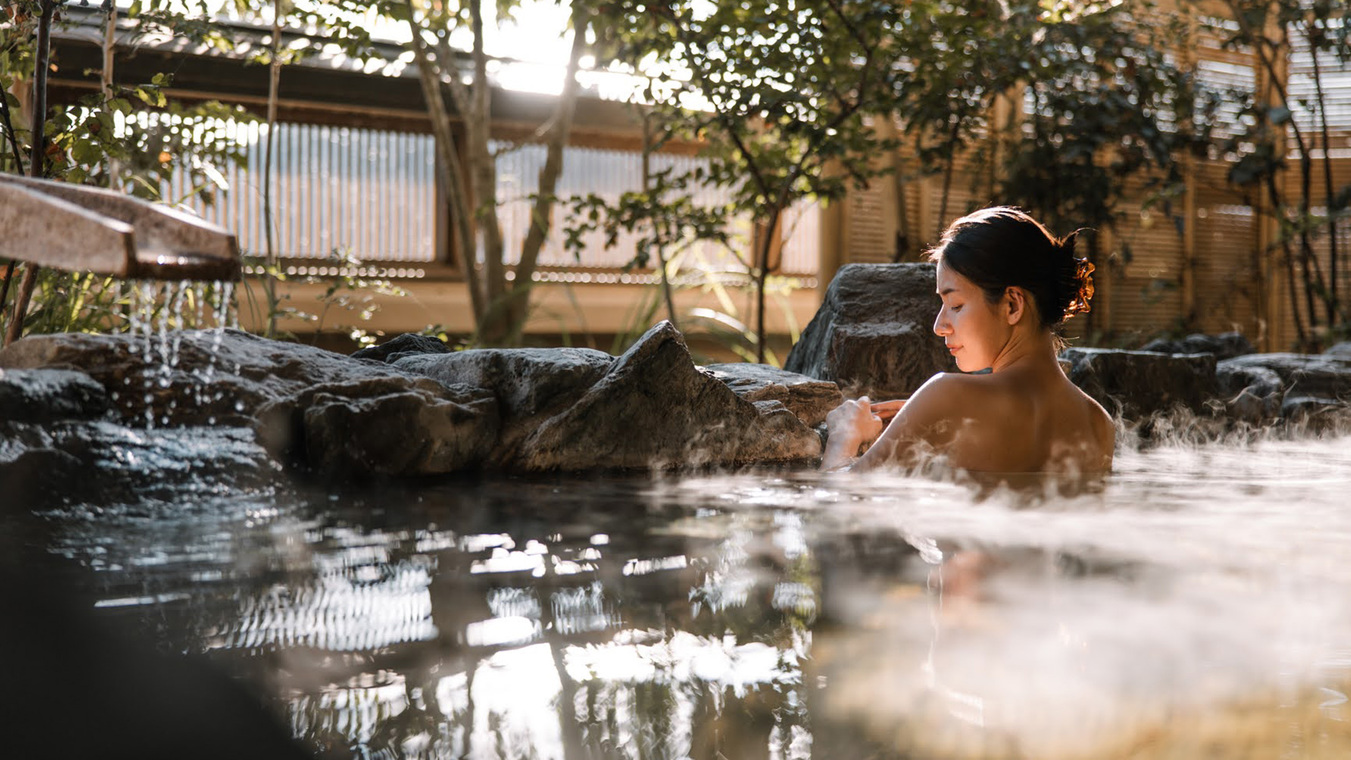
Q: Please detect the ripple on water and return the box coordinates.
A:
[34,434,1351,759]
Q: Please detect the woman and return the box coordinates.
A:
[821,206,1114,476]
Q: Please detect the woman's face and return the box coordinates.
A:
[933,260,1012,373]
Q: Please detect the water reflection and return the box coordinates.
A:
[27,436,1351,758]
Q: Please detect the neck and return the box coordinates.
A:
[989,326,1059,374]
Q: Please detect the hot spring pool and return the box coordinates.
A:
[14,432,1351,759]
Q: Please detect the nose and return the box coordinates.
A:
[933,307,951,337]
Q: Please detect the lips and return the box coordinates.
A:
[947,345,961,354]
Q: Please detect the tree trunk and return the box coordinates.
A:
[754,205,782,364]
[1306,25,1342,324]
[465,0,510,344]
[101,2,118,184]
[1267,173,1307,347]
[644,113,680,329]
[261,0,283,339]
[5,0,55,348]
[501,1,591,344]
[404,3,483,324]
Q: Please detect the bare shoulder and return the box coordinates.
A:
[1077,386,1116,468]
[891,371,1023,437]
[902,372,992,421]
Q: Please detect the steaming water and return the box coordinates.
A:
[28,434,1351,759]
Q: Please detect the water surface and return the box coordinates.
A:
[25,434,1351,759]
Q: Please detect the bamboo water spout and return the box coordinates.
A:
[0,174,241,282]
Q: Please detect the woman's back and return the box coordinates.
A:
[936,368,1114,475]
[876,367,1113,475]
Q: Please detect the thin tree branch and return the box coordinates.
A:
[404,0,483,323]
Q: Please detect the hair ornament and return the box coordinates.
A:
[1064,257,1095,319]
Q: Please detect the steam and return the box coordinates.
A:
[662,431,1351,758]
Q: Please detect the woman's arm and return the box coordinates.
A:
[852,374,964,472]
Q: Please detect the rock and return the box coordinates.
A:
[0,367,109,424]
[2,325,825,478]
[395,348,612,419]
[1059,348,1219,420]
[0,420,280,509]
[1278,395,1351,434]
[1280,395,1343,420]
[784,263,951,399]
[514,322,822,471]
[0,445,85,509]
[394,348,613,465]
[1140,332,1255,360]
[0,329,508,478]
[257,377,499,477]
[701,363,843,428]
[350,333,452,364]
[1217,353,1351,401]
[0,328,438,427]
[1216,364,1285,424]
[1323,342,1351,359]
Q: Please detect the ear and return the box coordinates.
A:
[1004,286,1027,325]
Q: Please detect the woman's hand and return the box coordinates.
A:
[826,396,885,446]
[821,395,889,470]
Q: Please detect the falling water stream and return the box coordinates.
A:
[21,428,1351,759]
[120,279,238,428]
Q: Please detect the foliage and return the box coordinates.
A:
[588,0,902,362]
[0,1,267,342]
[307,0,597,347]
[1206,0,1351,350]
[563,157,733,334]
[884,0,1019,227]
[996,3,1212,239]
[309,249,408,347]
[233,248,406,346]
[896,4,1210,254]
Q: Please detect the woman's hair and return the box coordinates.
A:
[927,206,1094,328]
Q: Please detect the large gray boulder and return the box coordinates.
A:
[701,363,843,428]
[393,348,613,466]
[2,325,825,478]
[0,367,109,424]
[0,329,500,478]
[1218,353,1351,402]
[1140,332,1255,360]
[1059,348,1219,420]
[510,322,822,471]
[1217,353,1351,424]
[1323,342,1351,359]
[256,377,500,477]
[0,328,421,427]
[0,367,278,508]
[1216,363,1285,424]
[784,263,951,399]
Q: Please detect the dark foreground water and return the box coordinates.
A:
[10,434,1351,759]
